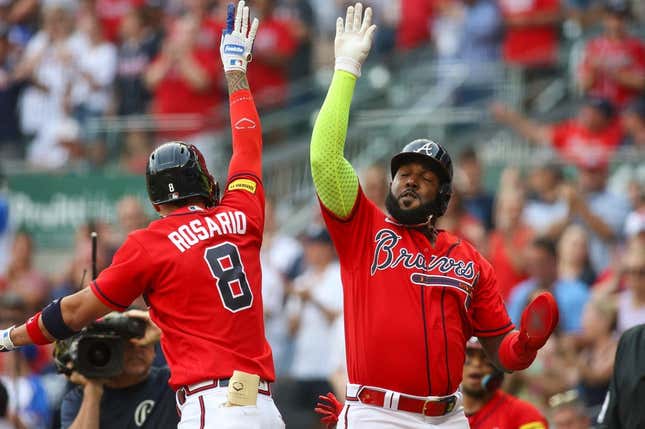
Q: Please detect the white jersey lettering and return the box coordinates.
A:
[216,212,233,234]
[168,231,189,252]
[190,219,209,240]
[167,211,248,252]
[234,211,247,234]
[206,216,222,236]
[178,225,199,245]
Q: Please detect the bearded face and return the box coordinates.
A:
[386,162,440,225]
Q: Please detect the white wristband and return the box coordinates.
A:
[335,57,362,77]
[0,326,16,351]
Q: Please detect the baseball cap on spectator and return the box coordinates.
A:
[303,225,332,244]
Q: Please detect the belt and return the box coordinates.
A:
[346,384,458,417]
[176,378,271,406]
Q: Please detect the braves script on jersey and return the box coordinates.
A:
[89,90,274,389]
[321,189,513,397]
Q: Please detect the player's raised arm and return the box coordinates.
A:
[310,2,376,218]
[220,1,262,181]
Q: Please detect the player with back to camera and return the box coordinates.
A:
[0,2,285,428]
[309,3,559,428]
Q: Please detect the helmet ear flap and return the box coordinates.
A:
[434,182,452,217]
[189,144,219,207]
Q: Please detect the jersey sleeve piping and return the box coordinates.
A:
[90,280,129,311]
[474,321,515,337]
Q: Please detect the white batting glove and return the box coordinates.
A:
[220,1,259,73]
[0,326,16,352]
[335,2,377,77]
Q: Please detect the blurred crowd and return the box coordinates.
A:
[0,0,643,171]
[0,0,644,428]
[1,149,643,427]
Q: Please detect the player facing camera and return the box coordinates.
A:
[54,313,146,378]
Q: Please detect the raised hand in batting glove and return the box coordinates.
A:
[315,392,343,429]
[220,1,259,73]
[499,292,559,371]
[0,326,16,352]
[335,2,377,77]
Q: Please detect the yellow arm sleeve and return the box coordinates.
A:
[310,71,360,218]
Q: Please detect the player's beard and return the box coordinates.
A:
[385,190,435,225]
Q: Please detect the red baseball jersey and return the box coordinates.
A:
[550,119,623,166]
[580,36,645,107]
[320,189,513,397]
[499,0,559,66]
[467,390,548,429]
[90,90,274,389]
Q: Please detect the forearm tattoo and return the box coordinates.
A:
[226,71,250,93]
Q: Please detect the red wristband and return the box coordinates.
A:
[26,312,52,345]
[498,331,536,371]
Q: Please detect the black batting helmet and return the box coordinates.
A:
[390,139,453,217]
[146,141,219,207]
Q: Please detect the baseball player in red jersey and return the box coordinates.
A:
[463,338,548,429]
[309,3,559,428]
[0,2,285,428]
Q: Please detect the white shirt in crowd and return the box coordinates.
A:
[261,253,289,375]
[617,289,645,334]
[70,35,117,113]
[523,198,568,235]
[287,261,343,380]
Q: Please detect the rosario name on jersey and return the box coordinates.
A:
[320,188,514,397]
[90,174,274,389]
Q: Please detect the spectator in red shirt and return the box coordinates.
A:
[245,0,297,110]
[579,0,645,108]
[95,0,146,42]
[144,17,222,142]
[498,0,562,68]
[172,0,223,54]
[463,337,548,429]
[396,0,434,51]
[489,187,532,301]
[491,96,624,166]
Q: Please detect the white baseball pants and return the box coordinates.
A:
[176,385,285,429]
[337,393,469,428]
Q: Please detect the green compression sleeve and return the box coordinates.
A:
[310,71,360,218]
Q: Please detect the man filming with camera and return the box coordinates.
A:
[59,312,178,429]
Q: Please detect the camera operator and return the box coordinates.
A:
[60,313,178,429]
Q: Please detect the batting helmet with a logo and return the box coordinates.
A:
[146,141,219,207]
[390,139,453,217]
